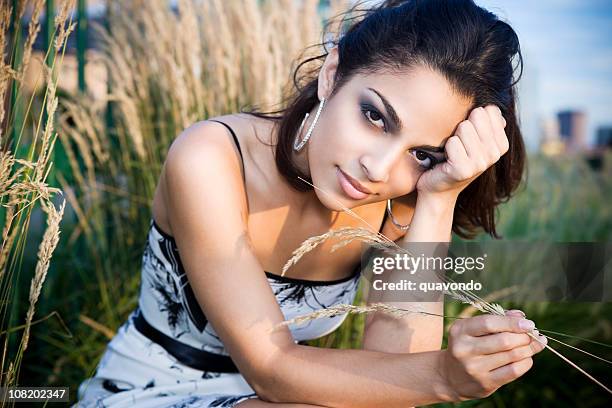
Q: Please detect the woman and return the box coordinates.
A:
[75,0,547,406]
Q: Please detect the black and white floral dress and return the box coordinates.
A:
[73,217,363,408]
[73,120,382,407]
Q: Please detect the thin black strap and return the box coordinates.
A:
[132,308,239,373]
[207,119,245,182]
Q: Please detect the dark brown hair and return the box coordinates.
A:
[240,0,527,240]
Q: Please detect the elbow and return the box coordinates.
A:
[250,381,277,403]
[250,376,282,404]
[243,343,296,403]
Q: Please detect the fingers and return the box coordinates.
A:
[441,135,470,179]
[425,104,509,195]
[482,335,547,370]
[457,120,484,167]
[504,309,526,318]
[483,105,509,155]
[468,105,498,153]
[459,105,509,169]
[471,332,533,355]
[468,107,498,161]
[503,309,548,352]
[488,356,534,385]
[528,331,548,354]
[457,314,536,337]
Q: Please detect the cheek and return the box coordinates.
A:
[306,132,335,188]
[389,160,424,194]
[308,115,358,170]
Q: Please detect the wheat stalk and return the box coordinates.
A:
[446,289,506,316]
[275,177,612,395]
[1,0,74,389]
[269,298,611,394]
[20,197,66,353]
[269,302,426,332]
[281,226,393,276]
[19,0,45,80]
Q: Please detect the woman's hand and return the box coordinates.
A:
[441,309,547,401]
[416,105,509,199]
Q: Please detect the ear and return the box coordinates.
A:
[317,46,339,100]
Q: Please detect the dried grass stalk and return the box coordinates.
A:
[275,223,612,394]
[270,302,426,332]
[20,197,66,352]
[281,226,394,276]
[19,0,45,79]
[53,0,76,52]
[445,289,506,316]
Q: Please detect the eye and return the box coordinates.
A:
[360,104,387,132]
[410,149,438,170]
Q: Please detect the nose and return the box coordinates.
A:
[360,157,390,184]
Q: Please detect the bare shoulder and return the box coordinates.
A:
[161,118,250,227]
[164,116,251,181]
[167,117,241,159]
[165,113,267,168]
[154,113,272,235]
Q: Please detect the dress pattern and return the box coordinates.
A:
[74,218,362,407]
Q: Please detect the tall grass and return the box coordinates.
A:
[1,0,74,397]
[10,0,611,406]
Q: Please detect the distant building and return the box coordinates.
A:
[557,110,588,152]
[539,117,565,155]
[595,126,612,148]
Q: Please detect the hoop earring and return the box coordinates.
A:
[294,97,326,152]
[387,199,410,231]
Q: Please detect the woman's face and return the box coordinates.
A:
[298,48,474,211]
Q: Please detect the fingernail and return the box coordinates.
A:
[519,319,535,330]
[507,309,526,317]
[541,336,548,345]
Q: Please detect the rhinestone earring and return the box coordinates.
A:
[387,199,411,230]
[294,97,326,152]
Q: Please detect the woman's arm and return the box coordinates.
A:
[362,194,452,355]
[260,345,455,407]
[263,106,539,406]
[163,123,457,407]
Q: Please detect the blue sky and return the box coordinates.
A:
[475,0,612,146]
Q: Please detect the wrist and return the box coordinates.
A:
[416,192,458,215]
[434,349,461,403]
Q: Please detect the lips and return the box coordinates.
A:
[336,166,372,200]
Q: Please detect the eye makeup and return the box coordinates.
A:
[359,90,447,170]
[366,87,403,132]
[410,149,443,170]
[359,102,388,132]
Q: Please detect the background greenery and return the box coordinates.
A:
[5,1,610,406]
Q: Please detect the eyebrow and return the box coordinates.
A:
[367,87,403,132]
[367,87,446,154]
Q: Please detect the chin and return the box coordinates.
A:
[310,180,350,211]
[313,189,344,211]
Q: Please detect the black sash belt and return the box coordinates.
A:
[132,309,239,373]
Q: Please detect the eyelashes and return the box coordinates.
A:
[360,104,439,171]
[360,104,388,132]
[410,149,439,170]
